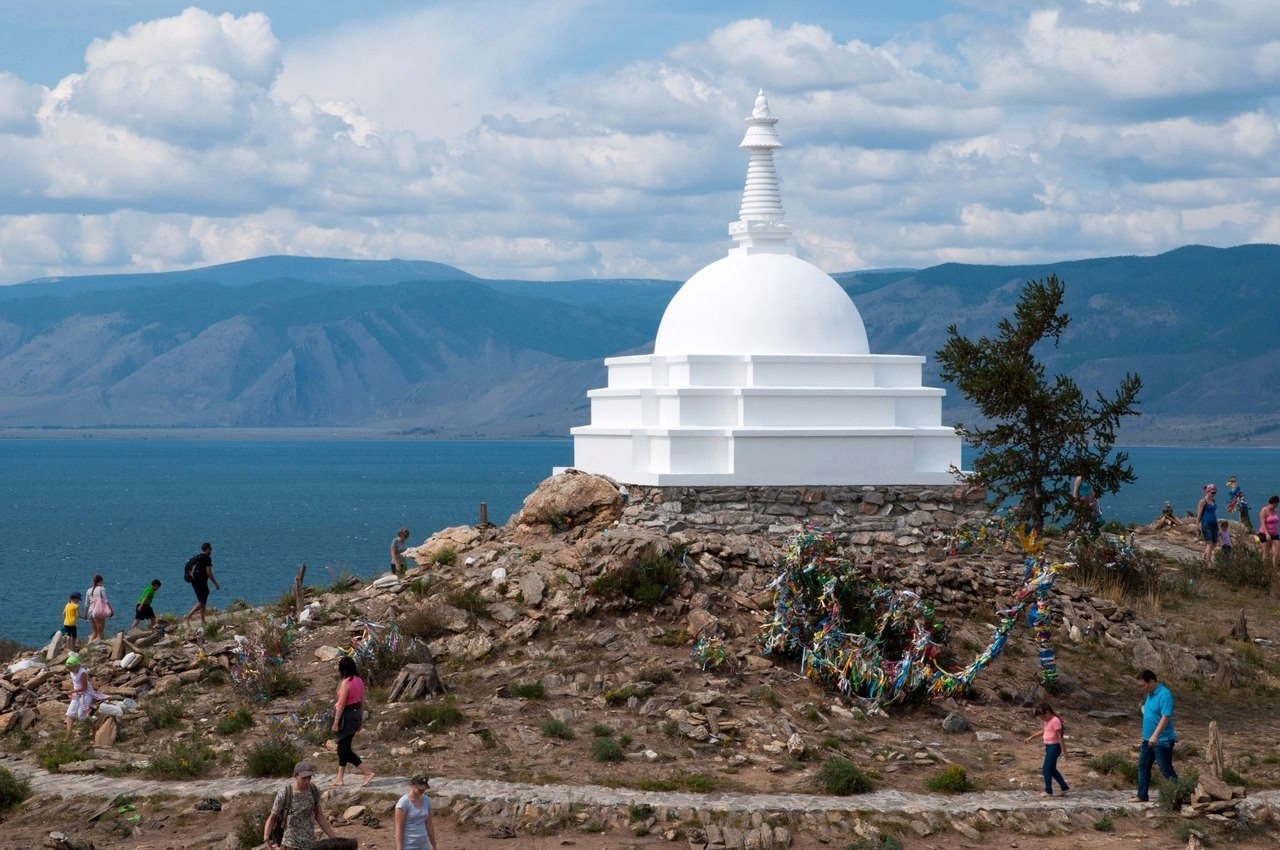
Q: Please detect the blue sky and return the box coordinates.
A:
[1,0,1278,284]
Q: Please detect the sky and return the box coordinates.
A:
[1,0,1278,285]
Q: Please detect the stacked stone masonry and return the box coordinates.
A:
[620,484,990,554]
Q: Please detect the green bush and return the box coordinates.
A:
[431,547,458,567]
[0,766,31,812]
[245,736,302,777]
[448,588,490,617]
[1086,751,1139,784]
[145,697,184,730]
[542,718,575,740]
[636,771,713,793]
[399,698,465,732]
[591,737,625,762]
[1217,548,1271,590]
[816,756,874,795]
[589,542,683,607]
[591,723,614,738]
[510,681,546,700]
[236,803,273,849]
[214,707,254,735]
[400,604,450,641]
[37,739,92,772]
[1159,769,1199,812]
[323,568,360,595]
[147,739,214,780]
[925,764,972,793]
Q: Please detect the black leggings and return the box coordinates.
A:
[336,733,361,767]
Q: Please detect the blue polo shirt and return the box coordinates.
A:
[1141,682,1176,744]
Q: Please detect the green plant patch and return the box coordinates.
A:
[0,766,30,813]
[816,756,874,795]
[37,739,92,773]
[244,735,302,777]
[399,698,465,732]
[591,737,624,762]
[147,740,214,780]
[510,681,546,700]
[541,718,575,740]
[214,708,255,735]
[925,764,972,794]
[145,698,184,730]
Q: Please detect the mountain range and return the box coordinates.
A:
[0,245,1275,444]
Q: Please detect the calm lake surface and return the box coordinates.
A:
[2,436,1278,648]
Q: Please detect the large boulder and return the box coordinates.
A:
[515,471,623,533]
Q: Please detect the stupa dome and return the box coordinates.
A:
[654,252,869,355]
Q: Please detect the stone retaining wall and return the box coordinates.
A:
[618,484,990,554]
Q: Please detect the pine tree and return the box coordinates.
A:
[936,275,1142,532]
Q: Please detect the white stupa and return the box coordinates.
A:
[571,92,962,486]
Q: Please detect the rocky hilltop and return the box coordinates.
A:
[0,472,1277,850]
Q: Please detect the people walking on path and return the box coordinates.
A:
[330,656,374,787]
[1132,669,1177,803]
[1260,495,1280,597]
[395,772,438,850]
[1226,475,1252,530]
[84,574,113,642]
[1023,702,1069,797]
[264,761,340,850]
[131,579,162,630]
[60,591,82,650]
[391,528,411,576]
[1196,484,1218,567]
[182,542,221,627]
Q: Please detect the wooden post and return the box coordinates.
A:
[292,563,307,619]
[478,502,490,526]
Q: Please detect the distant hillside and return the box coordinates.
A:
[0,246,1276,443]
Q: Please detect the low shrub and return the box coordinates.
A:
[147,739,214,780]
[845,836,903,850]
[591,723,614,738]
[816,756,874,795]
[925,764,972,793]
[510,681,546,699]
[589,542,683,607]
[145,698,184,730]
[542,718,575,740]
[1159,769,1199,812]
[244,736,302,778]
[591,737,624,762]
[400,604,450,641]
[1217,548,1271,590]
[636,771,713,793]
[236,803,273,849]
[399,698,465,732]
[0,766,31,812]
[323,568,360,595]
[1086,751,1139,784]
[37,739,92,772]
[214,707,254,735]
[431,547,458,567]
[448,588,490,618]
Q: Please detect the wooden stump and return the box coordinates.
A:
[1207,719,1224,780]
[1230,609,1249,642]
[387,662,447,702]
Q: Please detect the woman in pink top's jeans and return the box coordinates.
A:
[330,656,374,787]
[1023,702,1069,797]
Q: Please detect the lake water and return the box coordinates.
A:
[2,437,1278,648]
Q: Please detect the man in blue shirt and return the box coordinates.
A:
[1132,669,1177,802]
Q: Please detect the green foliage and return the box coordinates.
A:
[936,275,1142,532]
[510,681,546,699]
[541,718,575,740]
[1217,548,1272,590]
[603,684,653,706]
[845,836,903,850]
[1093,817,1115,832]
[399,604,450,641]
[146,739,214,779]
[591,737,625,762]
[539,508,569,532]
[399,698,465,732]
[648,629,686,647]
[214,708,255,735]
[1159,769,1199,812]
[1067,541,1165,605]
[815,756,874,795]
[925,764,973,793]
[1221,766,1247,786]
[1086,751,1139,784]
[748,684,781,707]
[145,697,184,730]
[237,803,273,850]
[37,739,92,772]
[431,547,458,567]
[0,766,31,812]
[589,542,682,607]
[448,587,490,617]
[244,736,302,777]
[323,567,360,594]
[591,723,614,738]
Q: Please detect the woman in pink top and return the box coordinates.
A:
[330,656,374,787]
[1023,702,1069,797]
[1261,495,1280,597]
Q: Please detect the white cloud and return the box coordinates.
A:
[0,72,43,135]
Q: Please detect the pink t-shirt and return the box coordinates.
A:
[341,675,365,706]
[1042,714,1063,745]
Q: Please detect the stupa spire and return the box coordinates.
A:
[729,90,793,256]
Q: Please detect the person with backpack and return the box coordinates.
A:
[263,761,339,850]
[181,542,221,628]
[1023,702,1069,797]
[84,574,113,642]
